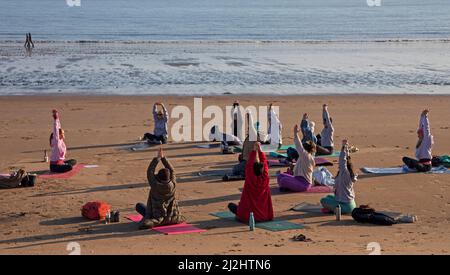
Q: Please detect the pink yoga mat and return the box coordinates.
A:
[38,164,84,179]
[125,214,205,235]
[125,214,143,223]
[314,157,333,166]
[153,223,206,235]
[305,185,333,193]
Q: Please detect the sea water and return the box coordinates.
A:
[0,0,449,95]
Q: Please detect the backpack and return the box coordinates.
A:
[351,206,396,226]
[432,155,450,168]
[81,201,111,220]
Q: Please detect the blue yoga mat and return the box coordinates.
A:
[210,212,305,231]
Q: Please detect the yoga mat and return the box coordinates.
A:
[196,143,221,149]
[210,211,236,220]
[255,220,305,231]
[125,214,143,223]
[305,185,333,193]
[315,157,333,166]
[291,202,323,213]
[268,157,332,166]
[222,174,245,181]
[210,212,305,231]
[268,159,289,167]
[37,164,84,179]
[362,166,450,174]
[126,214,205,234]
[152,223,206,235]
[232,146,243,153]
[279,144,294,150]
[272,150,341,158]
[232,145,278,154]
[270,152,287,158]
[197,170,227,177]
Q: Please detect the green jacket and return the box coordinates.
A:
[145,157,184,226]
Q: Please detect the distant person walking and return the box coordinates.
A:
[24,33,34,49]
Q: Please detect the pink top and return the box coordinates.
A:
[50,117,66,165]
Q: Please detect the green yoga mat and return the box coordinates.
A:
[270,152,287,158]
[279,144,294,150]
[210,212,305,231]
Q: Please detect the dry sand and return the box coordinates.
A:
[0,95,449,255]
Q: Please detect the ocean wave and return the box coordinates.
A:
[2,38,450,45]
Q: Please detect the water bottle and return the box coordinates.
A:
[44,150,49,163]
[335,205,341,221]
[105,210,111,224]
[249,212,255,231]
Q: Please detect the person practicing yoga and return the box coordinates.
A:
[277,125,316,192]
[320,139,357,214]
[135,147,185,229]
[267,103,283,148]
[209,125,242,146]
[143,102,169,144]
[316,104,334,155]
[49,110,77,173]
[228,142,273,223]
[300,113,317,145]
[230,100,244,142]
[228,112,259,179]
[402,109,434,172]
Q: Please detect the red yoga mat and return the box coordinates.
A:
[125,214,206,235]
[38,164,84,179]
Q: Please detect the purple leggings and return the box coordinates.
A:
[277,173,311,192]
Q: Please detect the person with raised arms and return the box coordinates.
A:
[228,142,273,223]
[402,109,433,172]
[316,104,335,155]
[277,124,316,192]
[143,102,169,144]
[135,147,185,229]
[49,109,77,173]
[320,139,357,214]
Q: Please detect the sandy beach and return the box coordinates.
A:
[0,94,449,255]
